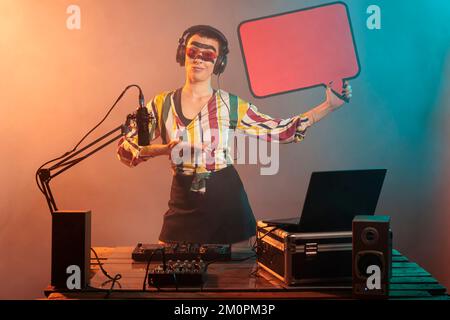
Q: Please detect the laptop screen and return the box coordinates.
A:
[298,169,387,232]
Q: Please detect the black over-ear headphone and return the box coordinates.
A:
[176,25,229,75]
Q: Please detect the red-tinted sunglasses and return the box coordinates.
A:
[186,47,217,63]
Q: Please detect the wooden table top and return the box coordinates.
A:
[44,245,448,300]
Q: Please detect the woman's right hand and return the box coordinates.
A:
[139,140,181,158]
[165,140,181,155]
[144,140,207,158]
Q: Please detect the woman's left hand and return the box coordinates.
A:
[326,80,352,109]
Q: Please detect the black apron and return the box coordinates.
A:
[158,165,256,244]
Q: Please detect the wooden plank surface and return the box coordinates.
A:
[392,268,431,277]
[392,256,409,262]
[390,276,438,284]
[392,262,419,268]
[47,290,350,300]
[390,283,447,294]
[44,246,448,300]
[388,290,432,298]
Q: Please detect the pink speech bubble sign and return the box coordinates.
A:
[238,2,360,98]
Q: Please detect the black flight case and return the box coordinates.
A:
[256,220,353,285]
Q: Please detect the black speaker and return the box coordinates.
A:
[51,210,91,290]
[352,215,392,299]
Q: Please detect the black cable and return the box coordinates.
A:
[251,226,281,253]
[99,277,122,289]
[142,248,165,292]
[143,251,156,292]
[72,84,141,152]
[174,272,179,292]
[249,264,260,278]
[104,274,122,299]
[231,254,257,262]
[90,247,122,298]
[247,225,281,280]
[217,73,230,113]
[35,84,142,197]
[90,247,122,282]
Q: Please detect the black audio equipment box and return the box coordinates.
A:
[132,243,232,262]
[256,220,353,285]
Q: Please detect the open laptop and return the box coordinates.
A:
[263,169,387,232]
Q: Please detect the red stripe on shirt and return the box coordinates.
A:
[277,118,300,141]
[246,106,273,124]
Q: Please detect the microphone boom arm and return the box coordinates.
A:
[37,116,133,215]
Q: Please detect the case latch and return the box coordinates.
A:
[305,242,318,258]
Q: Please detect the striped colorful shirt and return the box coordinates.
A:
[117,89,311,192]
